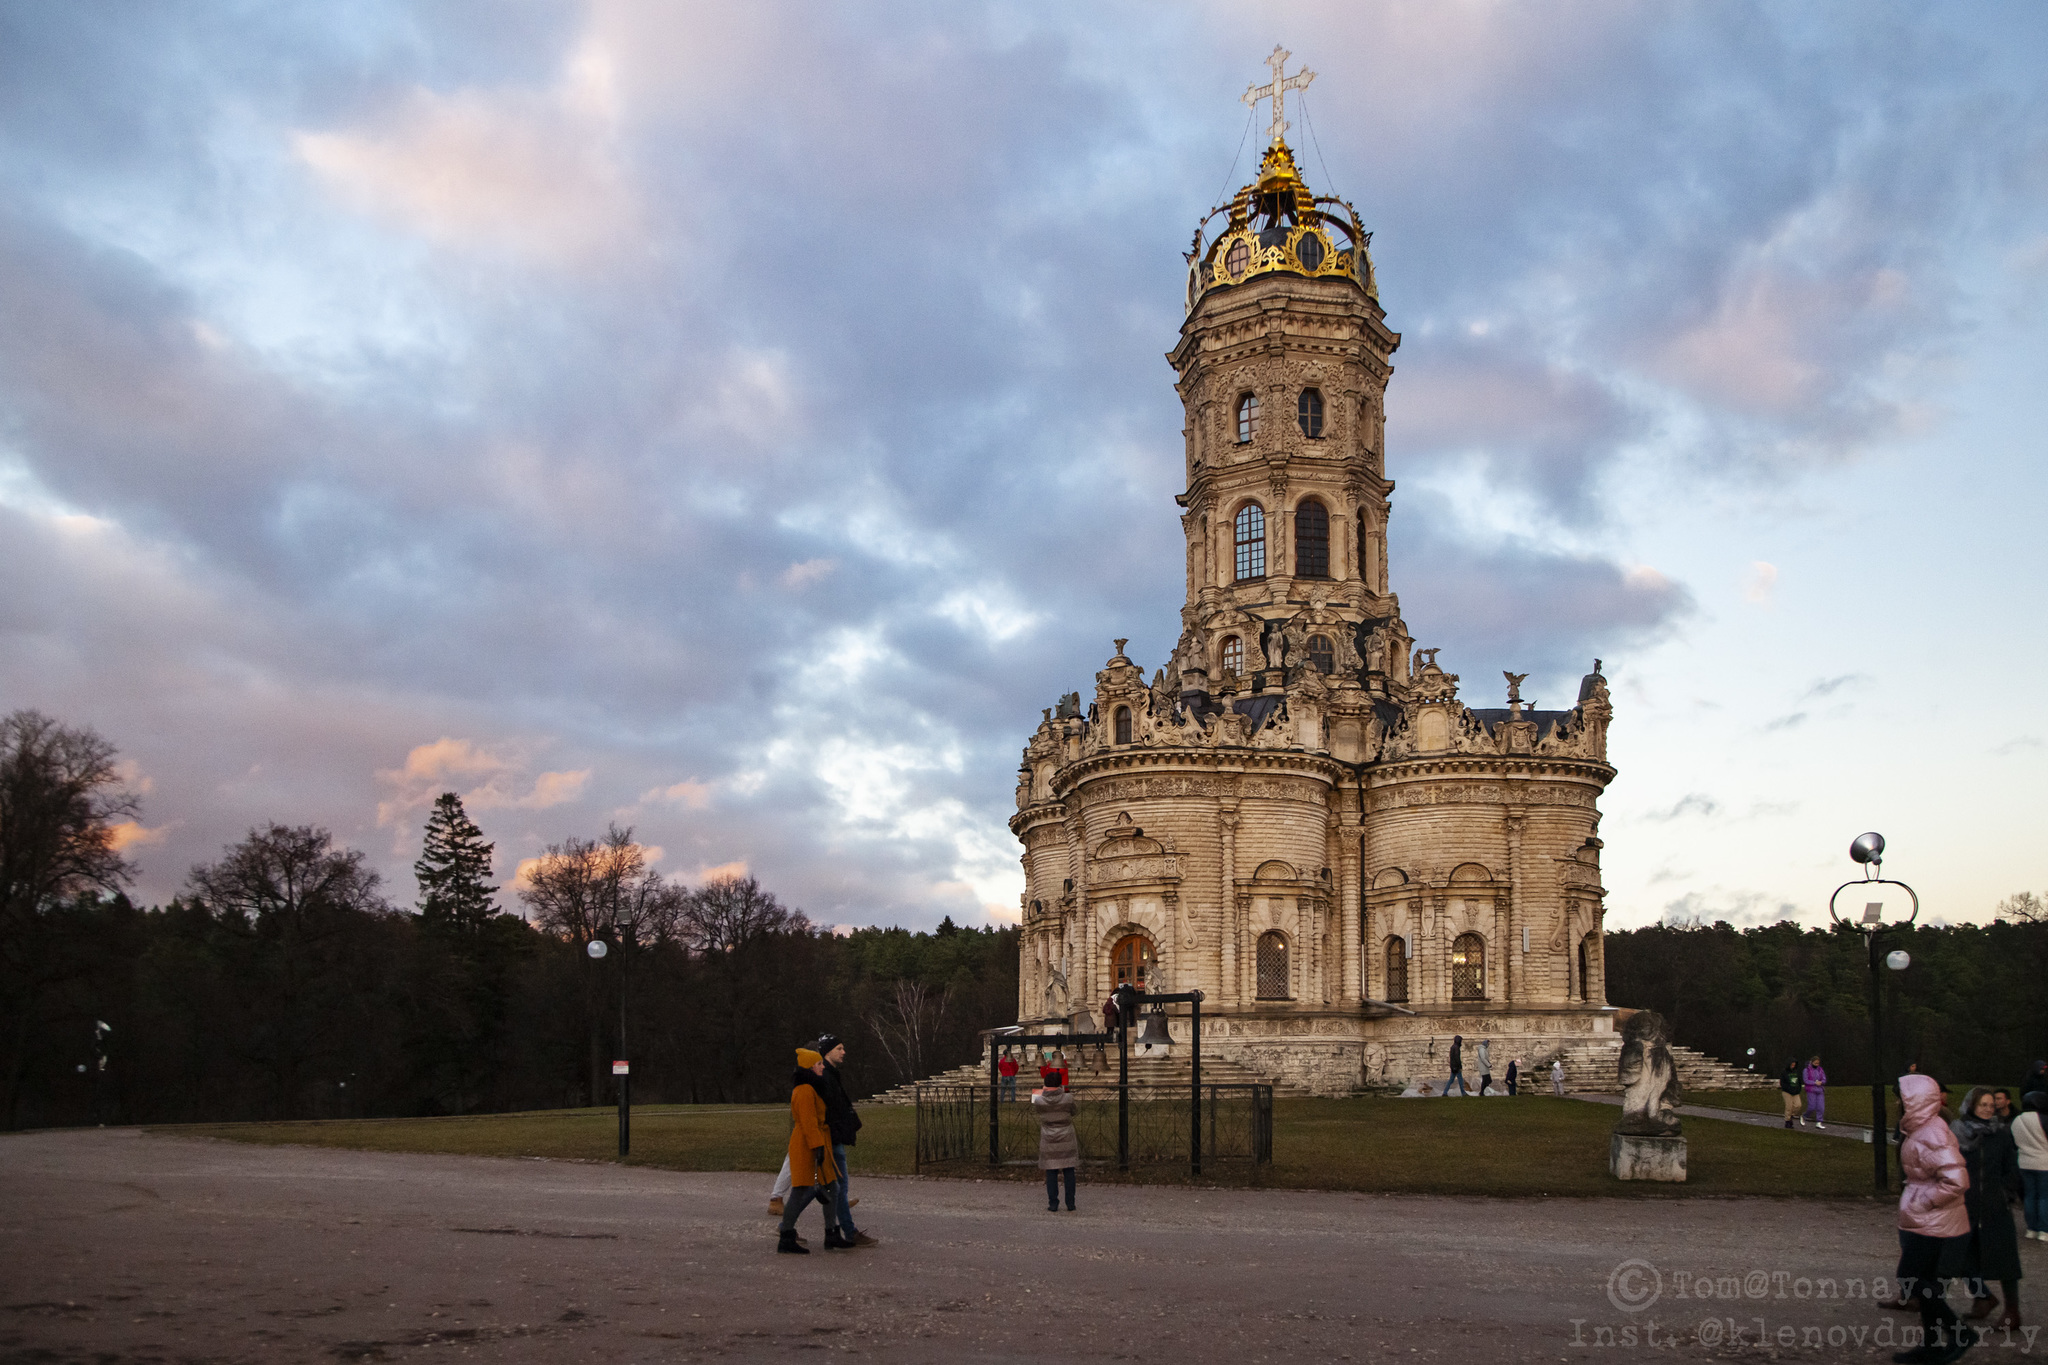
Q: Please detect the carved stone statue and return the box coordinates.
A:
[1503,671,1527,704]
[1262,625,1286,672]
[1613,1011,1683,1136]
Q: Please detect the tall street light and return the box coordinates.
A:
[586,914,635,1159]
[1827,831,1918,1194]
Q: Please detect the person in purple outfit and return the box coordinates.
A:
[1802,1054,1828,1130]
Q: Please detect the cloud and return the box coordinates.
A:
[108,820,172,852]
[2,2,2042,932]
[1646,794,1719,823]
[1762,712,1807,732]
[781,558,836,589]
[696,860,748,883]
[292,36,635,264]
[1802,673,1867,700]
[375,738,590,827]
[1992,736,2042,757]
[1662,889,1802,928]
[1743,561,1778,605]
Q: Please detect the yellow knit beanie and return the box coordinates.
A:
[795,1048,822,1068]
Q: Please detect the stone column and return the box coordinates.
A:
[1339,796,1362,1003]
[1219,805,1240,1003]
[1504,810,1525,1006]
[1066,813,1089,1017]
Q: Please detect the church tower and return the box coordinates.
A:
[1008,52,1623,1094]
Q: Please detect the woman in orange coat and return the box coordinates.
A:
[777,1048,850,1254]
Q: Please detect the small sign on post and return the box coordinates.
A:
[612,1060,630,1075]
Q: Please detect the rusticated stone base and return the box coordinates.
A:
[1609,1133,1686,1182]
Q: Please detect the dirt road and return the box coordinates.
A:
[2,1129,2037,1362]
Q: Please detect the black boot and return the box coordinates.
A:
[823,1226,854,1251]
[777,1229,808,1255]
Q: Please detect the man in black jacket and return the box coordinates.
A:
[815,1035,877,1247]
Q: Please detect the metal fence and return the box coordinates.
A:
[914,1083,1272,1174]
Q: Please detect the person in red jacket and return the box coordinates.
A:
[997,1050,1020,1100]
[1891,1071,1973,1360]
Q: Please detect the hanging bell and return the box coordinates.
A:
[1136,1006,1173,1053]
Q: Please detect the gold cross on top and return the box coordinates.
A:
[1242,45,1315,148]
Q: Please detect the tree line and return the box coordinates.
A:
[1604,910,2048,1088]
[0,711,1017,1128]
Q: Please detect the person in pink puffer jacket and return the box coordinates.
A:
[1892,1072,1973,1362]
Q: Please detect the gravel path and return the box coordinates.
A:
[2,1129,2040,1363]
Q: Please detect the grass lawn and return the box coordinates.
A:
[161,1093,1885,1201]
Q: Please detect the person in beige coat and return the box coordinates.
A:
[1891,1072,1972,1361]
[1033,1081,1079,1211]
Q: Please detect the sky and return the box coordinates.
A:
[2,2,2043,934]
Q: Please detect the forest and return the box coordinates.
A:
[5,709,2042,1128]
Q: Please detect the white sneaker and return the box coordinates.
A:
[1816,1122,1825,1129]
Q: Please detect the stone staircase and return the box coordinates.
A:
[867,1045,1310,1105]
[1553,1039,1775,1094]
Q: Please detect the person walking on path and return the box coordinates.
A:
[1505,1058,1519,1097]
[765,1035,865,1231]
[1443,1035,1469,1098]
[814,1035,876,1248]
[776,1048,851,1254]
[997,1050,1019,1100]
[1551,1056,1565,1097]
[1801,1055,1828,1129]
[1033,1076,1080,1212]
[1477,1039,1494,1097]
[1944,1087,2024,1331]
[2015,1091,2048,1242]
[1780,1058,1805,1128]
[1891,1071,1974,1361]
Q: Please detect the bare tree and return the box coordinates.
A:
[865,978,954,1086]
[518,824,653,943]
[0,710,138,922]
[677,873,808,953]
[1993,891,2045,924]
[1,711,141,1126]
[185,825,389,1116]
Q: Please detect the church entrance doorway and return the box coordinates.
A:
[1110,934,1154,990]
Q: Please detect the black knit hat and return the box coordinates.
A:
[815,1034,843,1055]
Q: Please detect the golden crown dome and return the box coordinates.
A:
[1185,138,1375,312]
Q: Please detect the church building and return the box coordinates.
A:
[1008,54,1621,1094]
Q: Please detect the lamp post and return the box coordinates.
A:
[587,921,634,1159]
[1827,831,1918,1194]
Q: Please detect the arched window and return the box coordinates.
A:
[1113,705,1133,745]
[1233,504,1266,580]
[1294,498,1329,578]
[1578,936,1592,1002]
[1256,931,1290,1000]
[1298,388,1324,438]
[1384,937,1408,1003]
[1450,932,1486,1001]
[1235,393,1260,444]
[1307,634,1334,674]
[1220,635,1243,677]
[1111,934,1154,990]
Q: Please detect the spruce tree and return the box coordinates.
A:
[414,792,497,933]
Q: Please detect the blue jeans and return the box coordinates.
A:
[2023,1168,2047,1234]
[999,1075,1017,1100]
[1045,1166,1075,1209]
[832,1144,855,1233]
[1444,1069,1468,1097]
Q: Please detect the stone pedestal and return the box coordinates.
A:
[1610,1133,1687,1182]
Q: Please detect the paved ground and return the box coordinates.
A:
[1567,1094,1878,1142]
[3,1130,2042,1363]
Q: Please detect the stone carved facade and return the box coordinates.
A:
[1007,127,1620,1095]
